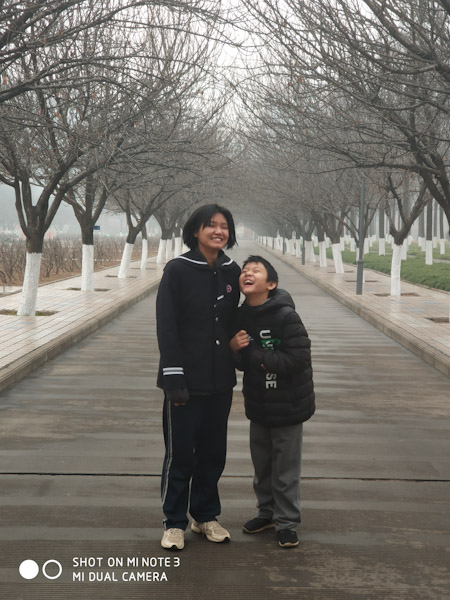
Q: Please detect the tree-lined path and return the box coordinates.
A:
[0,241,449,599]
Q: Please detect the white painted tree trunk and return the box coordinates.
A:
[309,243,316,262]
[182,243,189,253]
[425,240,433,265]
[340,237,345,251]
[391,244,402,297]
[439,239,446,254]
[319,241,327,267]
[305,240,312,262]
[17,253,42,316]
[331,243,344,273]
[401,239,408,260]
[325,238,330,248]
[81,244,95,291]
[379,238,386,255]
[364,238,370,254]
[174,236,183,257]
[290,238,296,255]
[296,239,302,258]
[140,239,148,270]
[156,238,167,264]
[165,238,173,262]
[118,242,134,279]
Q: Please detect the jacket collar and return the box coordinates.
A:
[177,248,235,270]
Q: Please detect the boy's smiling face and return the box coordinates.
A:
[239,261,277,305]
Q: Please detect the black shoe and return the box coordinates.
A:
[242,517,275,534]
[278,529,299,548]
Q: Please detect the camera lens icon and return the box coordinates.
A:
[19,559,63,580]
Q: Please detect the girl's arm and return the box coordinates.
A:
[156,264,187,392]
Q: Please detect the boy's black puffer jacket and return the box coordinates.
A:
[234,288,315,427]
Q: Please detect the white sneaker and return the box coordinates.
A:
[191,520,230,543]
[161,528,184,550]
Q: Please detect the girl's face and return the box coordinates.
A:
[195,212,229,254]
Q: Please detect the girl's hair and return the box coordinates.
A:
[183,204,237,250]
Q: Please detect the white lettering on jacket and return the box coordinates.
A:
[259,329,277,389]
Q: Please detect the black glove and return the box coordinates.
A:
[166,388,189,405]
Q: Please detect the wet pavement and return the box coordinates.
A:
[0,241,449,599]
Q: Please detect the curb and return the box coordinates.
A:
[261,246,450,378]
[0,279,161,394]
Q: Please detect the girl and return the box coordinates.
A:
[156,204,240,550]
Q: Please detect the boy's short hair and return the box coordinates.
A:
[242,255,279,289]
[183,204,237,250]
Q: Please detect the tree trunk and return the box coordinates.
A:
[401,239,408,260]
[17,233,44,316]
[418,208,425,250]
[165,237,173,262]
[81,227,95,291]
[319,241,327,267]
[331,243,344,273]
[304,240,313,262]
[118,243,134,279]
[156,238,167,264]
[140,239,148,270]
[140,225,148,270]
[81,245,95,291]
[316,226,327,267]
[290,236,296,256]
[439,207,446,255]
[433,200,438,248]
[390,244,402,297]
[378,206,386,255]
[17,252,42,316]
[426,200,433,265]
[174,235,183,257]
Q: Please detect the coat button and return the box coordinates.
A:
[216,340,220,345]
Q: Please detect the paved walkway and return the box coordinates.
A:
[0,259,163,392]
[0,241,449,599]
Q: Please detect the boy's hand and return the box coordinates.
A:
[230,330,250,353]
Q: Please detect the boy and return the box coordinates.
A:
[230,255,315,548]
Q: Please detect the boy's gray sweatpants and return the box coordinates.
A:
[249,421,303,531]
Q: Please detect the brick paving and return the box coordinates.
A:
[0,258,163,392]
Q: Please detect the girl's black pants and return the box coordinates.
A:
[161,391,233,530]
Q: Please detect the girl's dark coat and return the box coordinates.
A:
[156,248,241,394]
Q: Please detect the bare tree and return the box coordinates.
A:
[0,1,232,311]
[244,0,450,227]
